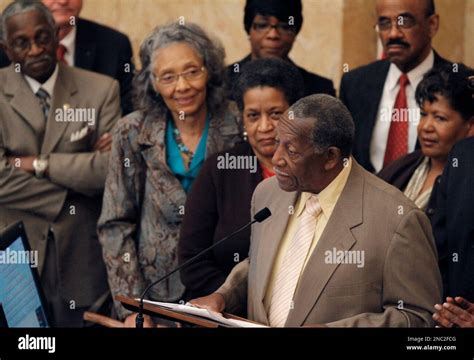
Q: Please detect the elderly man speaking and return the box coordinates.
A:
[191,94,442,327]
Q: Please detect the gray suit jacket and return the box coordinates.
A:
[217,160,442,327]
[0,64,121,307]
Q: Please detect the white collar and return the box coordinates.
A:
[24,64,59,96]
[60,26,77,54]
[386,50,435,90]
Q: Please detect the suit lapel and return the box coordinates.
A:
[4,66,46,143]
[41,65,78,154]
[433,50,450,68]
[138,114,187,225]
[254,184,298,322]
[286,162,365,326]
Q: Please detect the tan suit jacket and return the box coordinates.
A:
[0,64,121,307]
[217,160,442,327]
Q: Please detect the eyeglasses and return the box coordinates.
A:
[154,66,206,86]
[374,15,418,32]
[252,21,296,35]
[9,30,54,53]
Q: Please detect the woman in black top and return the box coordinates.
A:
[178,58,304,301]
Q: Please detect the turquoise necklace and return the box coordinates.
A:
[172,126,194,163]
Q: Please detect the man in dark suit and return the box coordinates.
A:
[340,0,450,173]
[227,0,335,99]
[0,0,135,115]
[0,1,121,326]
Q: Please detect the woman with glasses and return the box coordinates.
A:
[226,0,335,99]
[97,22,241,327]
[179,58,304,305]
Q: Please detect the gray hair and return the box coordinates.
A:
[1,0,56,41]
[290,94,355,158]
[133,22,227,119]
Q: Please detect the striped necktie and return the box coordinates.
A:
[36,88,50,120]
[268,195,322,327]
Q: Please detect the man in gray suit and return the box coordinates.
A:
[0,1,120,326]
[191,94,442,327]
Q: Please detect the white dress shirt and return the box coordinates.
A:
[24,64,59,97]
[370,50,434,172]
[60,26,77,66]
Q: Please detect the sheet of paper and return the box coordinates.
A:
[139,299,267,328]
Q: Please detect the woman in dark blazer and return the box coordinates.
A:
[178,58,304,301]
[379,64,474,215]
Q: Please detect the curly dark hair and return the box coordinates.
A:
[415,63,474,121]
[233,58,304,111]
[133,22,227,119]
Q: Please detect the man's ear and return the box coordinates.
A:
[466,116,474,137]
[428,14,440,38]
[324,147,342,171]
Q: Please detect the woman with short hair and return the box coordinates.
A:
[379,64,474,214]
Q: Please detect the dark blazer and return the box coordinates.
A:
[0,18,135,115]
[178,141,263,301]
[377,150,437,218]
[339,51,450,172]
[431,137,474,302]
[226,55,335,100]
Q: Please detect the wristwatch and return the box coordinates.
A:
[33,155,49,178]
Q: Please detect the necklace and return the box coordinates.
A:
[172,126,194,164]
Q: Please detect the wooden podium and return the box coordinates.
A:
[116,295,253,328]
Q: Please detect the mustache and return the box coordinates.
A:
[25,54,54,67]
[386,39,409,47]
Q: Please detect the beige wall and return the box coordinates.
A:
[1,0,473,90]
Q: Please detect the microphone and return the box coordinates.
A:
[135,207,272,328]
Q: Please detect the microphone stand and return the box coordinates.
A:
[135,208,271,328]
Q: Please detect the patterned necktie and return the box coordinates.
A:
[36,88,50,120]
[56,44,68,65]
[268,195,322,327]
[383,73,410,167]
